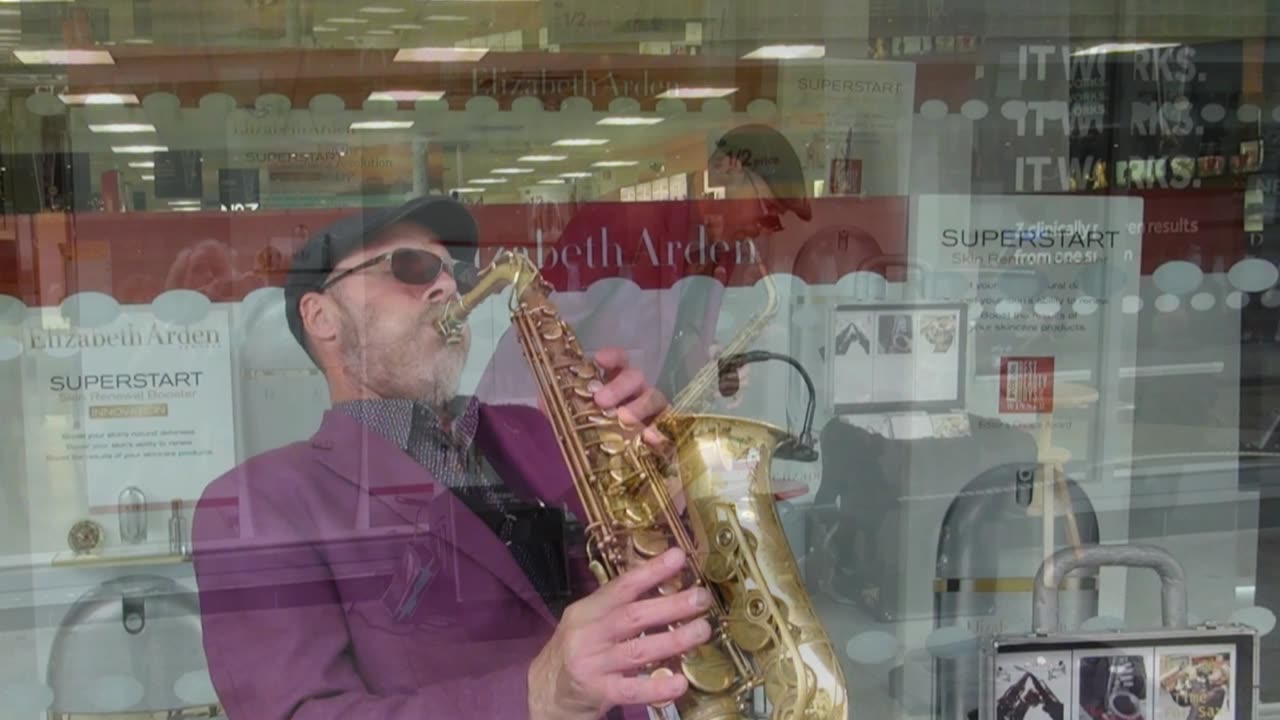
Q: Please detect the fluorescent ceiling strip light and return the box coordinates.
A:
[112,145,167,153]
[140,175,155,180]
[368,90,445,102]
[350,120,414,129]
[656,87,737,99]
[394,46,487,62]
[425,15,469,21]
[128,161,154,168]
[168,199,201,205]
[59,92,139,105]
[326,17,368,24]
[559,172,592,178]
[15,49,114,65]
[553,138,609,147]
[390,24,424,30]
[359,6,406,13]
[491,167,533,174]
[518,155,567,162]
[451,187,484,193]
[538,179,566,185]
[314,27,337,32]
[367,30,395,35]
[592,160,637,167]
[1072,42,1180,56]
[89,123,156,133]
[470,178,507,184]
[742,44,825,59]
[597,116,663,126]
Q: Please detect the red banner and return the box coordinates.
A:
[0,190,1247,309]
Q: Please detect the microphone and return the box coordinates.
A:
[717,350,819,463]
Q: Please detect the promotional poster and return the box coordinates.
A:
[1156,646,1236,720]
[20,305,236,513]
[994,651,1072,720]
[1074,649,1154,720]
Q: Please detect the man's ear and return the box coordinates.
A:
[299,291,341,349]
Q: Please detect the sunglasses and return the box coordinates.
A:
[318,247,455,292]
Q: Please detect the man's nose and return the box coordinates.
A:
[421,267,457,304]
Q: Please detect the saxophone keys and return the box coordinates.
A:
[540,322,564,341]
[681,643,737,695]
[631,529,668,558]
[573,362,597,380]
[598,432,627,456]
[703,550,736,583]
[647,667,677,709]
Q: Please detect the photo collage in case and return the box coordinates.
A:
[830,304,964,409]
[992,644,1236,720]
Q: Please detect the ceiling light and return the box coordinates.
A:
[140,174,155,180]
[559,172,592,178]
[552,138,609,147]
[168,200,201,205]
[470,178,507,185]
[394,46,487,62]
[111,145,167,153]
[742,44,825,60]
[390,23,424,30]
[15,49,114,65]
[425,15,469,21]
[89,123,156,133]
[592,161,637,168]
[518,155,567,162]
[359,5,405,13]
[367,29,395,35]
[123,38,153,44]
[451,187,484,193]
[597,117,663,126]
[1071,42,1180,56]
[491,168,533,174]
[314,26,337,32]
[538,179,566,185]
[0,10,18,17]
[59,92,139,105]
[368,90,445,102]
[326,17,368,24]
[128,161,154,168]
[657,87,737,99]
[350,120,414,130]
[0,28,19,34]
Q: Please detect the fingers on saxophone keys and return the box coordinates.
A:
[597,547,688,610]
[611,587,712,642]
[603,668,689,708]
[601,619,713,675]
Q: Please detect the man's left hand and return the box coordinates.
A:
[591,347,671,450]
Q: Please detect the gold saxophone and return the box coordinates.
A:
[438,250,847,720]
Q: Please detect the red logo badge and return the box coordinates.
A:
[999,356,1055,413]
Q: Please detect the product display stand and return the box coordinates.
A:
[978,543,1261,720]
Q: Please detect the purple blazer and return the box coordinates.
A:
[191,403,652,720]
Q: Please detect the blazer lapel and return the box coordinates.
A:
[476,403,590,525]
[310,409,557,626]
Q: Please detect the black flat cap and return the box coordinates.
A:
[283,194,479,354]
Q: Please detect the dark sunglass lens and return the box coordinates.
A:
[391,249,442,284]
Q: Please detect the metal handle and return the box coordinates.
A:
[1032,543,1187,633]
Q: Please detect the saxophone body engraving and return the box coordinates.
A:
[439,250,847,720]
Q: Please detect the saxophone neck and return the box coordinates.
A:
[436,250,540,344]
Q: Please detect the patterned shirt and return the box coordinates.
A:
[334,396,569,613]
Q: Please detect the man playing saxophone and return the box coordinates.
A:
[190,195,710,720]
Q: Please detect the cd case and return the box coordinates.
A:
[979,627,1257,720]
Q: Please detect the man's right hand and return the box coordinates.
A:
[528,546,713,720]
